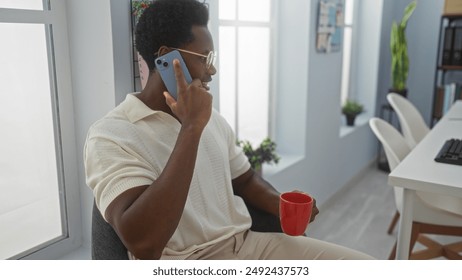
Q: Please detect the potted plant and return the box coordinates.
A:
[342,99,364,126]
[238,137,280,174]
[389,0,417,98]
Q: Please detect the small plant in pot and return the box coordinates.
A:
[342,100,364,126]
[389,0,417,98]
[237,137,280,174]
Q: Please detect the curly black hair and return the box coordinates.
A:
[135,0,209,71]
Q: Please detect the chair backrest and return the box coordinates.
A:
[387,93,430,148]
[91,201,129,260]
[369,117,412,212]
[369,117,410,171]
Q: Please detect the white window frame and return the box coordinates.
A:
[214,0,277,143]
[0,1,81,259]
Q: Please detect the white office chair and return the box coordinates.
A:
[385,93,431,234]
[369,117,462,259]
[387,93,430,149]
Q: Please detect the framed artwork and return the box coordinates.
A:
[316,0,344,53]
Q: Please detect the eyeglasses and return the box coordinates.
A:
[172,48,217,70]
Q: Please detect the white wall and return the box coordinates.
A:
[265,0,379,205]
[66,0,116,250]
[272,0,309,157]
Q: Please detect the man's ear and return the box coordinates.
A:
[157,46,170,57]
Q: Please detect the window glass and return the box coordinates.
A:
[341,28,352,104]
[218,0,272,145]
[237,0,270,22]
[344,0,354,25]
[0,0,46,10]
[237,27,269,144]
[0,22,64,259]
[218,0,236,20]
[219,26,237,132]
[340,0,355,105]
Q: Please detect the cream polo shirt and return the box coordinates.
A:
[84,94,252,259]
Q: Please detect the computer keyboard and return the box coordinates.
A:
[434,138,462,166]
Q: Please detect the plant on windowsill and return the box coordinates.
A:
[342,99,364,126]
[389,0,417,98]
[238,137,280,174]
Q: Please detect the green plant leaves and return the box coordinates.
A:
[237,137,280,170]
[390,0,416,91]
[401,1,417,29]
[342,100,363,115]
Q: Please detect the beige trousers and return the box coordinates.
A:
[185,230,374,260]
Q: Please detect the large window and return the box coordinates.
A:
[218,0,274,145]
[0,0,80,259]
[340,0,355,105]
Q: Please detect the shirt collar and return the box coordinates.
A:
[123,93,159,123]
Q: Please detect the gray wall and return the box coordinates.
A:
[407,1,444,125]
[64,0,444,255]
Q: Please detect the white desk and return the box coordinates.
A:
[388,100,462,260]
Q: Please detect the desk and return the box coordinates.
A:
[388,100,462,259]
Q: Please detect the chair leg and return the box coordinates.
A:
[389,222,462,260]
[443,241,462,259]
[408,222,420,259]
[387,211,400,234]
[410,234,443,260]
[388,242,397,260]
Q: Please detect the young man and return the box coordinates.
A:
[84,0,373,260]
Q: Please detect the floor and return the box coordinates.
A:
[308,166,397,259]
[308,165,462,260]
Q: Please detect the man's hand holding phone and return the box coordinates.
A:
[164,59,212,132]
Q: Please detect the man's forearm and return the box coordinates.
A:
[232,169,281,217]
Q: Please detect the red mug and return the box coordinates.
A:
[279,192,313,236]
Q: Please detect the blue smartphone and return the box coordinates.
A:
[155,50,192,100]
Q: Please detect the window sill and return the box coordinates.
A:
[339,113,370,137]
[262,153,304,177]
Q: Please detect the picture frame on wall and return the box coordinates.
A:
[316,0,344,53]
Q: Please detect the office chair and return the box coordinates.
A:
[369,117,462,259]
[385,93,431,234]
[92,200,283,259]
[387,93,430,149]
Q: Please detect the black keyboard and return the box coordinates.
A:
[435,138,462,166]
